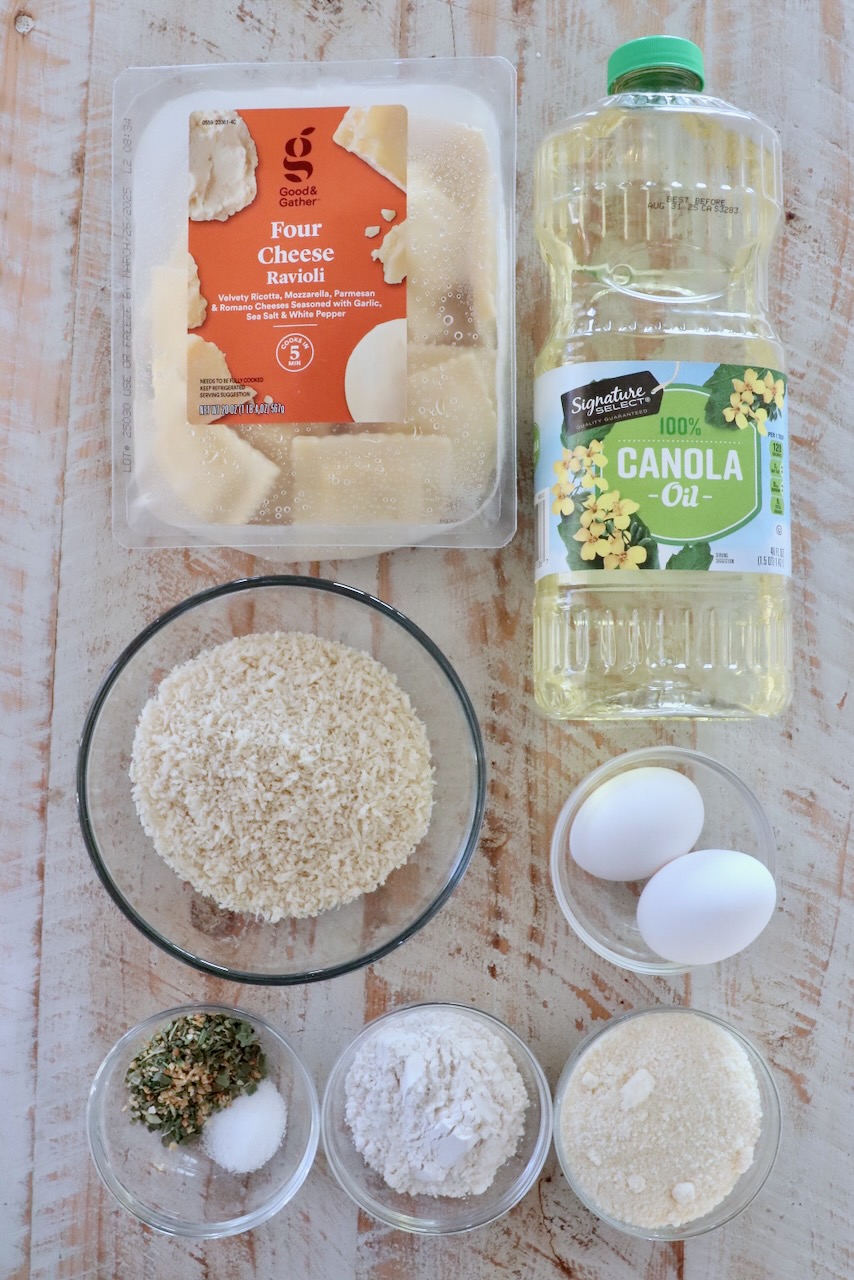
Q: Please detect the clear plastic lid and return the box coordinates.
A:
[112,58,517,557]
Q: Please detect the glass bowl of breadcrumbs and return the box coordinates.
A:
[77,576,486,983]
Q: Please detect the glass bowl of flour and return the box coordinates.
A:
[321,1002,553,1233]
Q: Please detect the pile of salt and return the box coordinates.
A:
[201,1078,288,1174]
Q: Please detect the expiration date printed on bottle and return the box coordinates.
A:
[533,360,790,579]
[185,105,408,426]
[646,192,741,216]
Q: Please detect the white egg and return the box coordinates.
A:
[637,849,777,965]
[569,767,705,881]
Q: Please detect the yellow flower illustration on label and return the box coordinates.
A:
[758,370,785,410]
[601,530,648,570]
[722,368,785,436]
[603,491,640,530]
[552,441,611,514]
[573,440,608,468]
[560,467,652,570]
[723,391,751,430]
[551,477,575,516]
[579,492,613,528]
[572,521,609,561]
[573,440,609,489]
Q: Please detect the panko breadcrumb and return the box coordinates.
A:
[129,631,434,920]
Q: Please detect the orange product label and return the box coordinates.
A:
[186,105,407,425]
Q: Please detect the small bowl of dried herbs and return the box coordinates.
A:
[87,1004,319,1237]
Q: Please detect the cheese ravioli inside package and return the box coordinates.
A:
[112,58,516,556]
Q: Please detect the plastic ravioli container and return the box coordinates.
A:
[112,58,517,557]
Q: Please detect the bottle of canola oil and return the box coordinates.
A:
[533,36,792,719]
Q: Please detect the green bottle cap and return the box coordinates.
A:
[607,35,705,93]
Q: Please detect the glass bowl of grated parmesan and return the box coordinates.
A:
[87,1003,320,1237]
[77,576,486,983]
[552,1007,782,1239]
[321,1002,553,1234]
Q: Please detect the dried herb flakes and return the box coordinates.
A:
[125,1012,266,1146]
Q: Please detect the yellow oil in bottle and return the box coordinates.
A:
[532,37,792,719]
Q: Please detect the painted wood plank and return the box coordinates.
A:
[0,3,99,1275]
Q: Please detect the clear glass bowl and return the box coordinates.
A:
[552,1007,782,1240]
[77,576,486,983]
[550,746,777,975]
[87,1003,320,1238]
[321,1002,553,1234]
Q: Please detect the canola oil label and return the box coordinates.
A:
[533,360,790,579]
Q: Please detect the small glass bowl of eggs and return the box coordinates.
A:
[550,747,777,975]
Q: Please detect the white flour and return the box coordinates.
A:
[344,1008,529,1197]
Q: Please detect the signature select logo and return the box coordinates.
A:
[282,126,315,183]
[562,371,664,432]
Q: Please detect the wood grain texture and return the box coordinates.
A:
[0,2,98,1275]
[2,0,852,1277]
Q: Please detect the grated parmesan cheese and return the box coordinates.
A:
[559,1012,762,1229]
[129,631,434,921]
